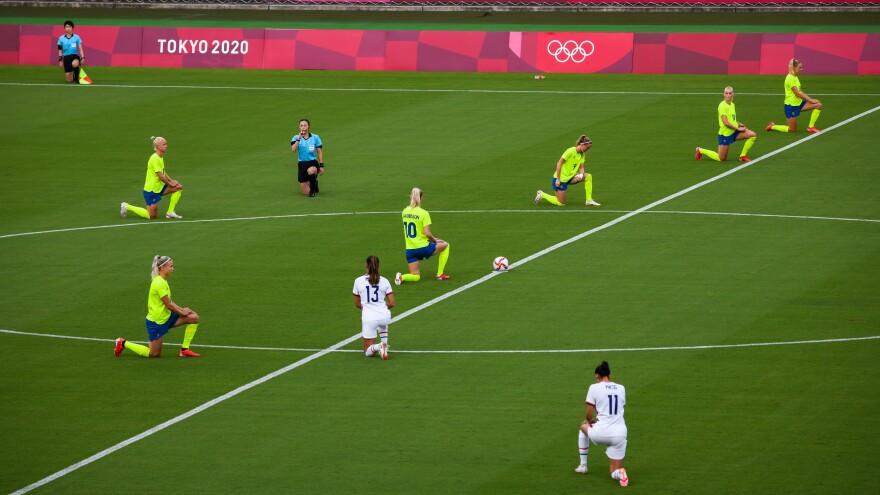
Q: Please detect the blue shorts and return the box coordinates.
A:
[143,184,168,206]
[784,100,807,118]
[146,312,180,342]
[718,130,741,146]
[405,243,437,263]
[551,177,572,192]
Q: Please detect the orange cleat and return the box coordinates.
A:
[739,156,751,162]
[766,122,774,131]
[436,274,450,281]
[114,338,125,357]
[807,127,821,133]
[179,348,201,357]
[695,147,702,160]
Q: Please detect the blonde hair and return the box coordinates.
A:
[150,136,166,149]
[409,187,423,208]
[575,135,592,149]
[788,58,801,73]
[724,85,734,93]
[151,255,172,279]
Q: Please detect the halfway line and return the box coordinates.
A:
[11,105,879,495]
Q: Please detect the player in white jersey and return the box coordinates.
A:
[575,360,629,487]
[352,255,395,359]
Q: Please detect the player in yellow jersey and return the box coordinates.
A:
[767,58,823,133]
[534,135,600,206]
[395,187,450,285]
[115,256,202,358]
[120,136,185,220]
[695,86,757,163]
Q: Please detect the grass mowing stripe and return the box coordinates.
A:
[11,104,878,495]
[1,82,878,97]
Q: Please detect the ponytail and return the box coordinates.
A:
[151,255,171,278]
[366,255,381,285]
[150,136,165,150]
[409,187,423,208]
[788,58,800,74]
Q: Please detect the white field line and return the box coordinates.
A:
[1,328,877,354]
[9,105,880,494]
[1,209,877,241]
[0,81,878,97]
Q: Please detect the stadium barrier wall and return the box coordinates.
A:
[5,24,879,74]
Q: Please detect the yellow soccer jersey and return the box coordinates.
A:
[147,275,172,324]
[555,146,585,182]
[143,153,166,193]
[717,101,738,137]
[402,206,432,250]
[784,74,803,106]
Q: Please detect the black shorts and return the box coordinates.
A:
[298,160,320,183]
[62,54,81,73]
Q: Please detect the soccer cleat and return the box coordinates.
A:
[380,342,389,360]
[575,464,588,474]
[120,202,127,219]
[534,190,543,205]
[114,338,125,357]
[739,156,751,162]
[695,147,702,160]
[308,191,316,197]
[436,274,450,281]
[179,348,201,357]
[585,200,601,206]
[394,272,403,286]
[166,212,183,219]
[618,468,629,487]
[765,122,774,131]
[807,127,821,133]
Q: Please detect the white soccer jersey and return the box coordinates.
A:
[586,381,627,431]
[352,275,393,322]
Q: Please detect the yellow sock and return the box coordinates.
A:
[124,340,150,357]
[809,109,821,128]
[584,174,593,202]
[436,245,449,277]
[540,191,564,206]
[699,148,720,161]
[167,191,181,214]
[771,125,789,133]
[182,324,198,349]
[126,204,151,219]
[401,274,420,282]
[740,137,756,157]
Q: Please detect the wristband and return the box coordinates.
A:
[58,56,63,62]
[319,163,324,167]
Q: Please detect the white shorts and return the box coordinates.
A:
[587,425,628,460]
[361,318,390,340]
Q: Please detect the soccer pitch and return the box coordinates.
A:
[1,66,879,494]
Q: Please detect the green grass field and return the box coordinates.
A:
[1,65,879,494]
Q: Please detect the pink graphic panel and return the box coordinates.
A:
[529,32,634,73]
[760,33,877,75]
[0,24,18,64]
[633,33,761,74]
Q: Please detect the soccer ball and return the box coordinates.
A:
[493,256,509,272]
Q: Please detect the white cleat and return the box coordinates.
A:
[575,464,588,474]
[585,200,601,206]
[380,342,389,360]
[166,211,183,219]
[394,272,402,286]
[120,202,127,219]
[534,190,543,205]
[619,467,629,486]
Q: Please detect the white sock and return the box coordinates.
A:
[612,469,621,480]
[379,330,388,344]
[578,430,589,465]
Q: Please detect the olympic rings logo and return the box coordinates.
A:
[546,40,595,63]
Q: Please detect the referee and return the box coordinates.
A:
[57,20,84,84]
[290,118,324,197]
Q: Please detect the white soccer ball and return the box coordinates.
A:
[493,256,509,272]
